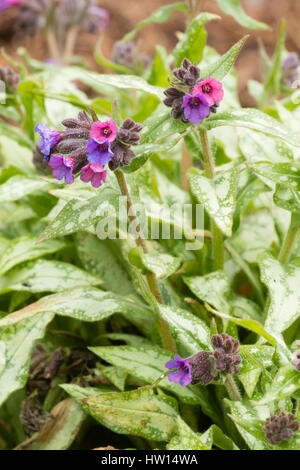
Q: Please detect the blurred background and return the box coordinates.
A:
[0,0,299,106]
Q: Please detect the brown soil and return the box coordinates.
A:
[0,0,299,106]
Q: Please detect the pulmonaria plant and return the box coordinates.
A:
[165,333,242,387]
[35,111,143,185]
[163,58,224,124]
[263,412,299,446]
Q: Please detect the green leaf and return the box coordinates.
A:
[205,303,284,350]
[76,233,136,296]
[189,166,238,236]
[90,345,204,405]
[251,162,300,191]
[84,71,164,100]
[0,288,154,335]
[227,400,271,450]
[120,2,188,43]
[0,235,66,275]
[0,120,33,148]
[183,271,261,321]
[255,365,300,405]
[0,311,54,406]
[167,417,210,450]
[203,109,300,147]
[201,36,248,80]
[0,259,101,294]
[260,253,300,335]
[273,184,300,212]
[158,304,211,354]
[0,176,51,202]
[174,12,220,66]
[239,129,294,164]
[141,253,181,279]
[37,187,120,242]
[101,367,127,392]
[216,0,268,30]
[81,386,178,441]
[21,399,86,450]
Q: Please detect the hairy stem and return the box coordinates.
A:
[199,128,224,270]
[114,170,176,353]
[181,143,192,191]
[226,374,242,401]
[278,213,300,264]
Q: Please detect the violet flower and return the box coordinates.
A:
[49,155,74,185]
[85,138,114,166]
[182,93,210,124]
[165,354,192,386]
[80,163,107,188]
[35,123,61,161]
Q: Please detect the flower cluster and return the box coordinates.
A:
[163,58,224,124]
[112,41,151,73]
[0,66,19,92]
[165,333,242,387]
[35,111,142,186]
[4,0,109,38]
[282,52,299,88]
[263,412,299,445]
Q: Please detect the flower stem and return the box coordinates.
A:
[199,128,224,270]
[181,143,192,191]
[46,28,61,64]
[63,26,79,66]
[226,374,242,401]
[114,170,176,353]
[278,213,300,264]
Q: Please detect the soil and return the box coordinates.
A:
[0,0,299,106]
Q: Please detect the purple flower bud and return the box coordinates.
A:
[57,139,86,154]
[188,351,220,385]
[172,59,201,87]
[263,412,299,446]
[211,333,242,375]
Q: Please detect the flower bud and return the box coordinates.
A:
[211,333,242,374]
[263,412,299,445]
[292,350,300,372]
[187,351,220,385]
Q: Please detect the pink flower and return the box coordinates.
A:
[80,163,107,188]
[90,119,117,143]
[193,77,224,106]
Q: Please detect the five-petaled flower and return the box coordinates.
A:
[85,138,114,166]
[193,77,224,107]
[35,123,61,161]
[90,120,118,143]
[165,354,192,386]
[49,155,74,185]
[182,93,210,124]
[80,163,107,188]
